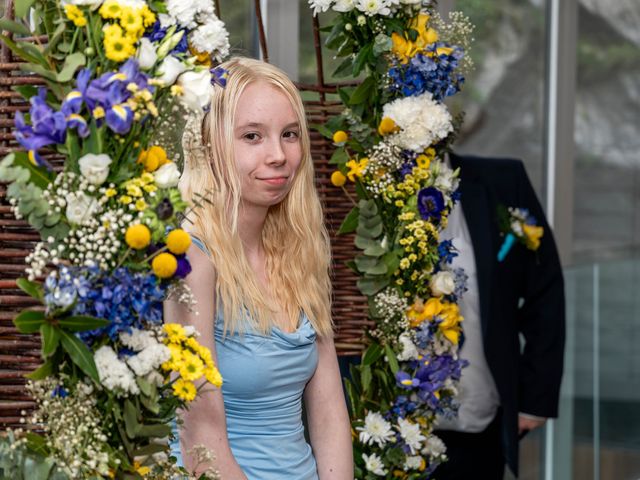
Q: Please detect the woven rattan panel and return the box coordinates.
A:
[0,2,370,429]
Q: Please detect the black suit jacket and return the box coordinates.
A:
[450,152,566,475]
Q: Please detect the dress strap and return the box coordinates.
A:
[191,236,211,257]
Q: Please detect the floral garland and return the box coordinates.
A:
[309,1,474,478]
[0,0,229,478]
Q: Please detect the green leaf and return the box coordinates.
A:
[124,399,139,439]
[25,359,53,380]
[356,221,382,239]
[56,52,86,83]
[16,277,44,301]
[361,343,384,366]
[40,323,60,357]
[14,310,45,333]
[59,330,99,382]
[57,315,110,332]
[19,61,58,81]
[0,34,46,66]
[23,455,54,480]
[309,123,333,139]
[137,423,172,438]
[0,17,31,35]
[328,147,348,166]
[360,364,372,394]
[24,431,48,455]
[352,44,372,77]
[349,76,375,105]
[337,207,359,235]
[364,243,386,257]
[133,444,167,456]
[384,344,400,374]
[357,276,389,296]
[14,0,36,19]
[358,199,378,217]
[332,56,354,78]
[137,377,152,397]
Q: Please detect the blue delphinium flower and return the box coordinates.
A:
[44,266,92,313]
[437,239,458,265]
[417,187,445,221]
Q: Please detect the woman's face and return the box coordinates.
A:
[233,80,302,210]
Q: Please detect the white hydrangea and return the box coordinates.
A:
[94,346,139,396]
[383,92,453,152]
[356,411,395,447]
[120,328,156,351]
[127,343,171,377]
[355,0,391,16]
[397,332,420,361]
[189,14,230,61]
[362,453,387,476]
[397,418,426,455]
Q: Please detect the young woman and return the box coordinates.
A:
[165,57,353,479]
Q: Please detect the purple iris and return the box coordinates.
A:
[210,66,229,88]
[146,21,188,54]
[417,187,445,221]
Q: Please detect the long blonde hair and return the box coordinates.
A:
[179,57,333,338]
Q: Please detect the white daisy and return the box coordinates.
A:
[397,417,426,455]
[362,452,387,476]
[356,411,395,447]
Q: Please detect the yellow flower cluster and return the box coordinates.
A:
[383,167,430,203]
[395,219,437,283]
[391,13,452,64]
[137,146,169,173]
[126,83,159,120]
[407,297,463,344]
[118,171,157,211]
[64,4,87,27]
[346,157,368,182]
[99,0,155,62]
[523,224,544,250]
[162,324,223,402]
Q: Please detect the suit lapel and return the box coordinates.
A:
[451,154,493,339]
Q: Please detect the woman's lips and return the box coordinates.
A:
[258,176,288,186]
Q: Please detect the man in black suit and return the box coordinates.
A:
[433,152,566,479]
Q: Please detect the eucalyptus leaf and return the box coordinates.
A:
[57,52,86,83]
[42,212,61,227]
[356,221,382,239]
[363,243,387,257]
[357,276,389,296]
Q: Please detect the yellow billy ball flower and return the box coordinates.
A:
[166,229,191,254]
[378,117,398,136]
[152,252,178,278]
[179,350,205,381]
[332,130,348,144]
[125,224,151,250]
[173,379,197,402]
[330,171,347,187]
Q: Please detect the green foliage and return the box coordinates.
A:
[0,432,68,480]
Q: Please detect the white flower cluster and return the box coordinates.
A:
[167,282,199,313]
[95,328,171,396]
[383,92,453,152]
[309,0,427,16]
[363,140,405,197]
[25,238,65,280]
[430,10,475,71]
[162,0,230,60]
[26,378,112,478]
[370,288,410,344]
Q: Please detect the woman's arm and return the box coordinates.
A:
[304,336,354,479]
[164,244,248,479]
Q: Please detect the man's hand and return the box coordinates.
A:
[518,414,546,438]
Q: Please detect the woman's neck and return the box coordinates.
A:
[237,202,268,260]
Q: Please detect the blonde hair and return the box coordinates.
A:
[179,57,333,338]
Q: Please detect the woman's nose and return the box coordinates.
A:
[266,138,286,166]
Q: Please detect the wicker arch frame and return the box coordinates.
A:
[0,0,370,428]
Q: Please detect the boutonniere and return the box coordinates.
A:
[496,205,544,262]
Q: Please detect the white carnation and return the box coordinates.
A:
[362,453,387,476]
[158,13,176,28]
[397,418,426,455]
[65,192,100,225]
[127,344,171,377]
[189,14,230,61]
[166,0,199,28]
[355,0,391,16]
[383,92,453,152]
[94,346,139,396]
[356,411,395,447]
[430,271,456,296]
[397,332,420,361]
[78,153,112,185]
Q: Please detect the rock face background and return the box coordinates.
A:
[453,0,640,262]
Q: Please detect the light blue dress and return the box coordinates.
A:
[170,238,320,479]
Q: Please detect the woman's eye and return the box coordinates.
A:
[243,132,260,141]
[283,130,299,139]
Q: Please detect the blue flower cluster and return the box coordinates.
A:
[388,44,465,102]
[437,239,458,265]
[44,267,91,312]
[73,267,167,343]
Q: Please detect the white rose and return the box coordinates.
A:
[78,153,112,185]
[177,70,213,111]
[136,37,158,70]
[156,55,187,86]
[429,271,456,296]
[66,192,99,225]
[154,162,181,188]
